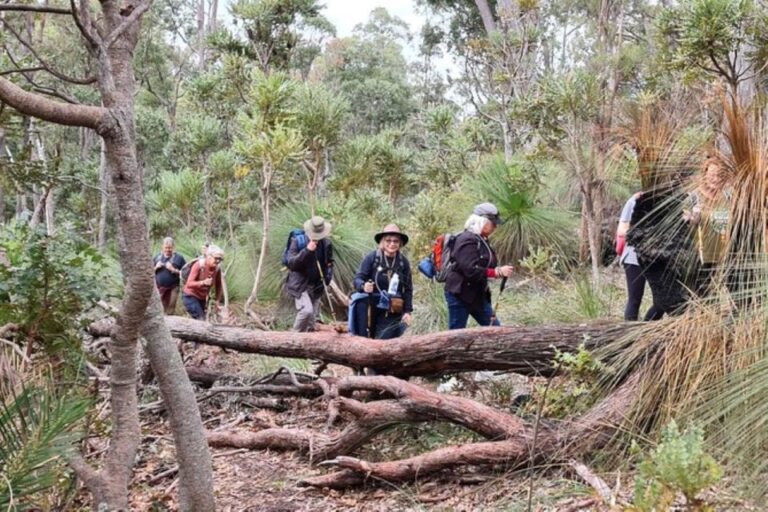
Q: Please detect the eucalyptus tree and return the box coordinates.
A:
[0,1,214,509]
[310,8,416,135]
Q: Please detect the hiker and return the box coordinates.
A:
[284,216,334,332]
[352,224,413,340]
[153,237,186,314]
[626,179,692,318]
[616,194,662,321]
[684,155,734,298]
[182,244,224,321]
[444,203,513,329]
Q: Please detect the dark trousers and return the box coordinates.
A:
[445,290,500,329]
[624,264,664,321]
[183,293,206,320]
[373,309,405,340]
[643,260,686,318]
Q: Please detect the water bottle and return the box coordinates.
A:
[387,273,399,296]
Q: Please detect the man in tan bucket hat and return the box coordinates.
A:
[284,216,334,331]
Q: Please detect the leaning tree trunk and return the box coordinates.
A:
[0,1,215,509]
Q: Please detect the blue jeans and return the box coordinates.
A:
[183,293,206,320]
[445,290,500,329]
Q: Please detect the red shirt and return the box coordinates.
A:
[182,260,223,303]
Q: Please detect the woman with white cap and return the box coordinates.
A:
[353,224,413,340]
[444,203,513,329]
[182,244,224,320]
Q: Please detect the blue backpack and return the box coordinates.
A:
[281,228,309,266]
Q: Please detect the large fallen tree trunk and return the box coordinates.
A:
[206,373,641,489]
[89,317,639,377]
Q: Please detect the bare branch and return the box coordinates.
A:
[0,4,72,14]
[104,0,152,48]
[0,20,98,85]
[0,77,104,128]
[3,49,82,104]
[70,0,102,49]
[0,67,46,76]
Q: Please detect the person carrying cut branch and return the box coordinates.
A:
[284,216,334,332]
[182,244,224,321]
[444,203,513,329]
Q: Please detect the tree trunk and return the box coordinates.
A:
[474,0,496,34]
[97,138,108,250]
[91,317,636,378]
[246,166,271,312]
[141,292,215,509]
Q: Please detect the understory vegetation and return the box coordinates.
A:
[2,0,768,509]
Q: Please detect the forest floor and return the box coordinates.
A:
[111,341,753,512]
[123,344,618,512]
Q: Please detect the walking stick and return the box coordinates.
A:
[490,275,508,325]
[316,260,337,323]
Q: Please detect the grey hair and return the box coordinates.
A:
[162,237,175,246]
[464,214,490,235]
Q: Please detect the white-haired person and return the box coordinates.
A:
[182,244,224,320]
[443,203,513,329]
[153,236,186,314]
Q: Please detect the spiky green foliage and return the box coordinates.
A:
[0,384,89,509]
[467,154,578,265]
[147,169,206,235]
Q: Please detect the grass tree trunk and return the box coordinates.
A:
[0,1,215,509]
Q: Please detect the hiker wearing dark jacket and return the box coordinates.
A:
[153,237,186,314]
[444,203,513,329]
[285,216,333,332]
[182,245,224,320]
[353,224,413,340]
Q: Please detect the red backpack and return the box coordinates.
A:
[432,233,458,282]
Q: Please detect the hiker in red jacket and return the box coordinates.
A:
[182,245,224,321]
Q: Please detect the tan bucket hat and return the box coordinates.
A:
[303,216,332,241]
[374,223,409,246]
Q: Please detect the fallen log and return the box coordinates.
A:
[205,372,640,489]
[90,317,638,377]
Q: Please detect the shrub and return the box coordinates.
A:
[631,421,723,512]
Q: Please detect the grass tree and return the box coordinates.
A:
[468,154,578,266]
[235,72,304,313]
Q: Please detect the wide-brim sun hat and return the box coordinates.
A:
[473,202,504,225]
[374,223,409,246]
[304,216,332,241]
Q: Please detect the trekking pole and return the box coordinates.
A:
[490,275,508,325]
[316,260,337,323]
